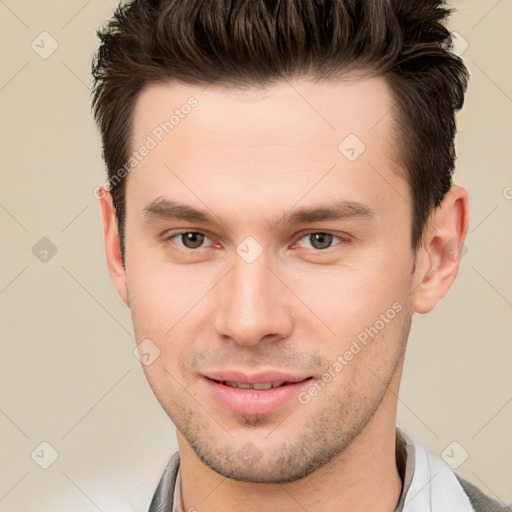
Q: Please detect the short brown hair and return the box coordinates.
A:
[92,0,469,264]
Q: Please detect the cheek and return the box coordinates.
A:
[126,260,202,335]
[126,262,212,383]
[285,246,412,336]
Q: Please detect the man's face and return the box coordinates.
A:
[122,76,419,482]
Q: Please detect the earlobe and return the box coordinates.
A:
[98,188,128,305]
[412,185,469,314]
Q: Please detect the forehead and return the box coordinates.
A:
[131,75,396,157]
[127,76,406,226]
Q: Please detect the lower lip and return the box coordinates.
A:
[203,377,313,416]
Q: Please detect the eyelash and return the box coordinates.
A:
[163,230,350,252]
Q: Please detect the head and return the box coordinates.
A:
[93,0,469,483]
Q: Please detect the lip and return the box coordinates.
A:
[202,370,313,416]
[205,370,311,384]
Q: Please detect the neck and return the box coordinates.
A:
[177,386,404,512]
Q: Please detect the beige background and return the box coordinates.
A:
[1,0,511,510]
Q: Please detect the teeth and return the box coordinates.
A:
[231,381,251,389]
[222,380,287,390]
[252,382,273,390]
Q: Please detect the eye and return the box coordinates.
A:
[165,231,213,250]
[294,231,347,251]
[163,230,349,253]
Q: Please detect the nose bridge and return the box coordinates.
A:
[213,248,292,346]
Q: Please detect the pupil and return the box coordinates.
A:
[183,233,204,249]
[311,233,332,250]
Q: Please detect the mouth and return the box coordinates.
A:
[209,379,305,390]
[202,373,314,416]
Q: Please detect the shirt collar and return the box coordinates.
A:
[169,426,473,512]
[396,426,473,512]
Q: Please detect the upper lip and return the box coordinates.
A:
[204,370,312,384]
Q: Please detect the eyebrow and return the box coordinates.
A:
[143,197,375,231]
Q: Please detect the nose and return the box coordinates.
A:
[212,251,294,347]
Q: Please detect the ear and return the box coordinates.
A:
[412,185,469,314]
[98,188,128,305]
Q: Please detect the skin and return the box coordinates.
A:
[99,75,469,512]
